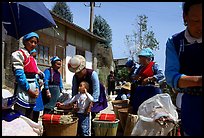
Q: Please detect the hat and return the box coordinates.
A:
[138,48,154,58]
[50,56,61,64]
[125,59,134,68]
[30,49,37,54]
[68,55,86,73]
[121,82,131,91]
[23,32,39,42]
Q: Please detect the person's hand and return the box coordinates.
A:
[133,75,142,81]
[84,102,93,115]
[39,81,44,87]
[45,89,51,99]
[73,102,79,112]
[27,88,39,98]
[38,71,45,79]
[142,77,155,85]
[56,102,64,108]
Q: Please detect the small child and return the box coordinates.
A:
[56,81,93,136]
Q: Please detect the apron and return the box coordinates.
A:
[43,85,60,110]
[16,78,37,108]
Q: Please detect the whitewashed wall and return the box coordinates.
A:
[66,45,93,86]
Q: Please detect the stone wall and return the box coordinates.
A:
[3,36,19,90]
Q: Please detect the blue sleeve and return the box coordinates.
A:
[165,38,185,89]
[72,76,78,96]
[59,75,63,91]
[15,69,30,91]
[43,68,50,90]
[91,71,100,102]
[152,63,164,82]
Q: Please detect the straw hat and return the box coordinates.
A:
[68,55,86,73]
[121,82,131,91]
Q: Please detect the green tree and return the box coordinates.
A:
[115,67,129,82]
[125,15,159,60]
[93,15,112,47]
[52,2,73,22]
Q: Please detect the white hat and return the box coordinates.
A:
[68,55,86,73]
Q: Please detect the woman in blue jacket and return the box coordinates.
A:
[43,56,63,114]
[131,48,164,114]
[165,1,202,136]
[12,32,40,120]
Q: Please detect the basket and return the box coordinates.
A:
[53,107,73,115]
[43,117,78,136]
[111,100,129,118]
[123,113,138,136]
[92,118,120,136]
[118,108,129,131]
[111,100,129,131]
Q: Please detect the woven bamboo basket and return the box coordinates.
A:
[111,100,129,132]
[92,118,120,136]
[43,117,78,136]
[123,113,138,136]
[118,107,129,131]
[111,100,129,118]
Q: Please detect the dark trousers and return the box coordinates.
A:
[14,104,33,120]
[91,112,98,136]
[33,111,40,123]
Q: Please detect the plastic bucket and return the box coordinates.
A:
[92,118,120,136]
[118,108,129,131]
[43,117,78,136]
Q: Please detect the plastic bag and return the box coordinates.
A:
[131,93,178,136]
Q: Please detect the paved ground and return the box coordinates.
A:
[99,94,117,114]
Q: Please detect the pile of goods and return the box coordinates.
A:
[42,114,78,136]
[42,114,73,125]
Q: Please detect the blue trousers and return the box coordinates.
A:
[77,113,90,136]
[181,94,203,136]
[132,85,162,113]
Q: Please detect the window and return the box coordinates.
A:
[36,45,50,65]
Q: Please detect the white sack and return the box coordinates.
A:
[131,93,178,136]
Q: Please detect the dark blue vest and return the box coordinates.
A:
[75,69,94,95]
[172,30,202,76]
[74,69,108,112]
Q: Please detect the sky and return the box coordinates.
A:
[44,2,185,72]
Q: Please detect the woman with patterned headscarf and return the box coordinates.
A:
[42,56,63,114]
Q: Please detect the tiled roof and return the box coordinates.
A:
[50,11,106,43]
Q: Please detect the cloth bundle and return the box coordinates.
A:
[99,113,116,122]
[42,114,73,124]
